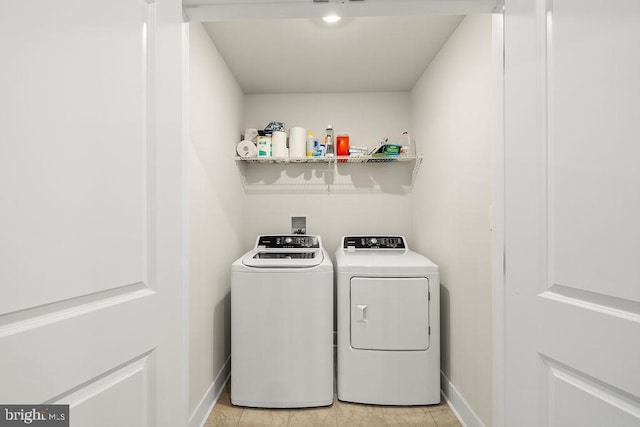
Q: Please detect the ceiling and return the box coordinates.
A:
[202,14,464,94]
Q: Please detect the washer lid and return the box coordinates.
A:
[241,248,324,268]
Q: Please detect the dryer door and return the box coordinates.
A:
[350,277,430,351]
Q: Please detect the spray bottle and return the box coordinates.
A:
[325,125,334,157]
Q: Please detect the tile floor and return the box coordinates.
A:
[205,381,462,426]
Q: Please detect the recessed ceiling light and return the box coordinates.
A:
[322,14,342,24]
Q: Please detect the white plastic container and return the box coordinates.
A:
[256,135,271,157]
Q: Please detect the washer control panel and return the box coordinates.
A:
[343,236,406,249]
[257,235,320,249]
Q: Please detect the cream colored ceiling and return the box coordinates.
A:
[203,14,464,94]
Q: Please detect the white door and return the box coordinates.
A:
[504,0,640,425]
[0,1,187,426]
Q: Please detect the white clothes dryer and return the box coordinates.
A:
[335,235,440,405]
[231,235,333,408]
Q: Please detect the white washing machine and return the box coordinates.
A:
[336,235,440,405]
[231,235,333,408]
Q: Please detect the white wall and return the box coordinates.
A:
[188,23,245,415]
[411,15,493,426]
[242,92,414,255]
[191,16,494,426]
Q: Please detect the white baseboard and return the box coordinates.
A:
[440,371,486,427]
[188,356,231,427]
[188,363,480,427]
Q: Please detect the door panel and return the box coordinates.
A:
[0,289,155,403]
[538,294,640,398]
[549,0,640,303]
[0,0,149,314]
[0,1,186,425]
[504,0,640,425]
[62,355,151,427]
[547,360,640,427]
[350,277,429,351]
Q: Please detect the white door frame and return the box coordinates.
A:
[182,2,507,426]
[491,6,506,427]
[155,2,190,425]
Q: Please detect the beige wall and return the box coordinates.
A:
[188,22,245,414]
[411,15,493,426]
[189,15,494,425]
[242,92,414,255]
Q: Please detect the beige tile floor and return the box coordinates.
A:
[206,381,462,427]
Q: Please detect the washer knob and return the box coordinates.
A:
[370,238,378,245]
[285,237,293,244]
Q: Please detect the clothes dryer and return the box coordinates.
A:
[335,235,440,405]
[231,235,333,408]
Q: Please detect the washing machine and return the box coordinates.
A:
[336,235,440,405]
[231,235,333,408]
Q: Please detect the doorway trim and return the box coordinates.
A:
[182,2,507,427]
[491,5,506,427]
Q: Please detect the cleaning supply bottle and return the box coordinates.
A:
[400,131,411,154]
[325,125,334,157]
[318,142,326,157]
[306,131,315,157]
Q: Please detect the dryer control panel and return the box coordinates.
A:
[343,236,406,249]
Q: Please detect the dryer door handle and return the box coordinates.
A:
[356,304,368,323]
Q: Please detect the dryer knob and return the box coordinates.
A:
[285,237,293,244]
[370,238,378,245]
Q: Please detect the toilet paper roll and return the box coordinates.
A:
[271,131,288,158]
[236,140,258,157]
[289,127,307,158]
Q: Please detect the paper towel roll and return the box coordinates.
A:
[236,140,257,157]
[289,127,307,158]
[271,131,288,158]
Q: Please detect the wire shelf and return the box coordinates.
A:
[234,155,423,194]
